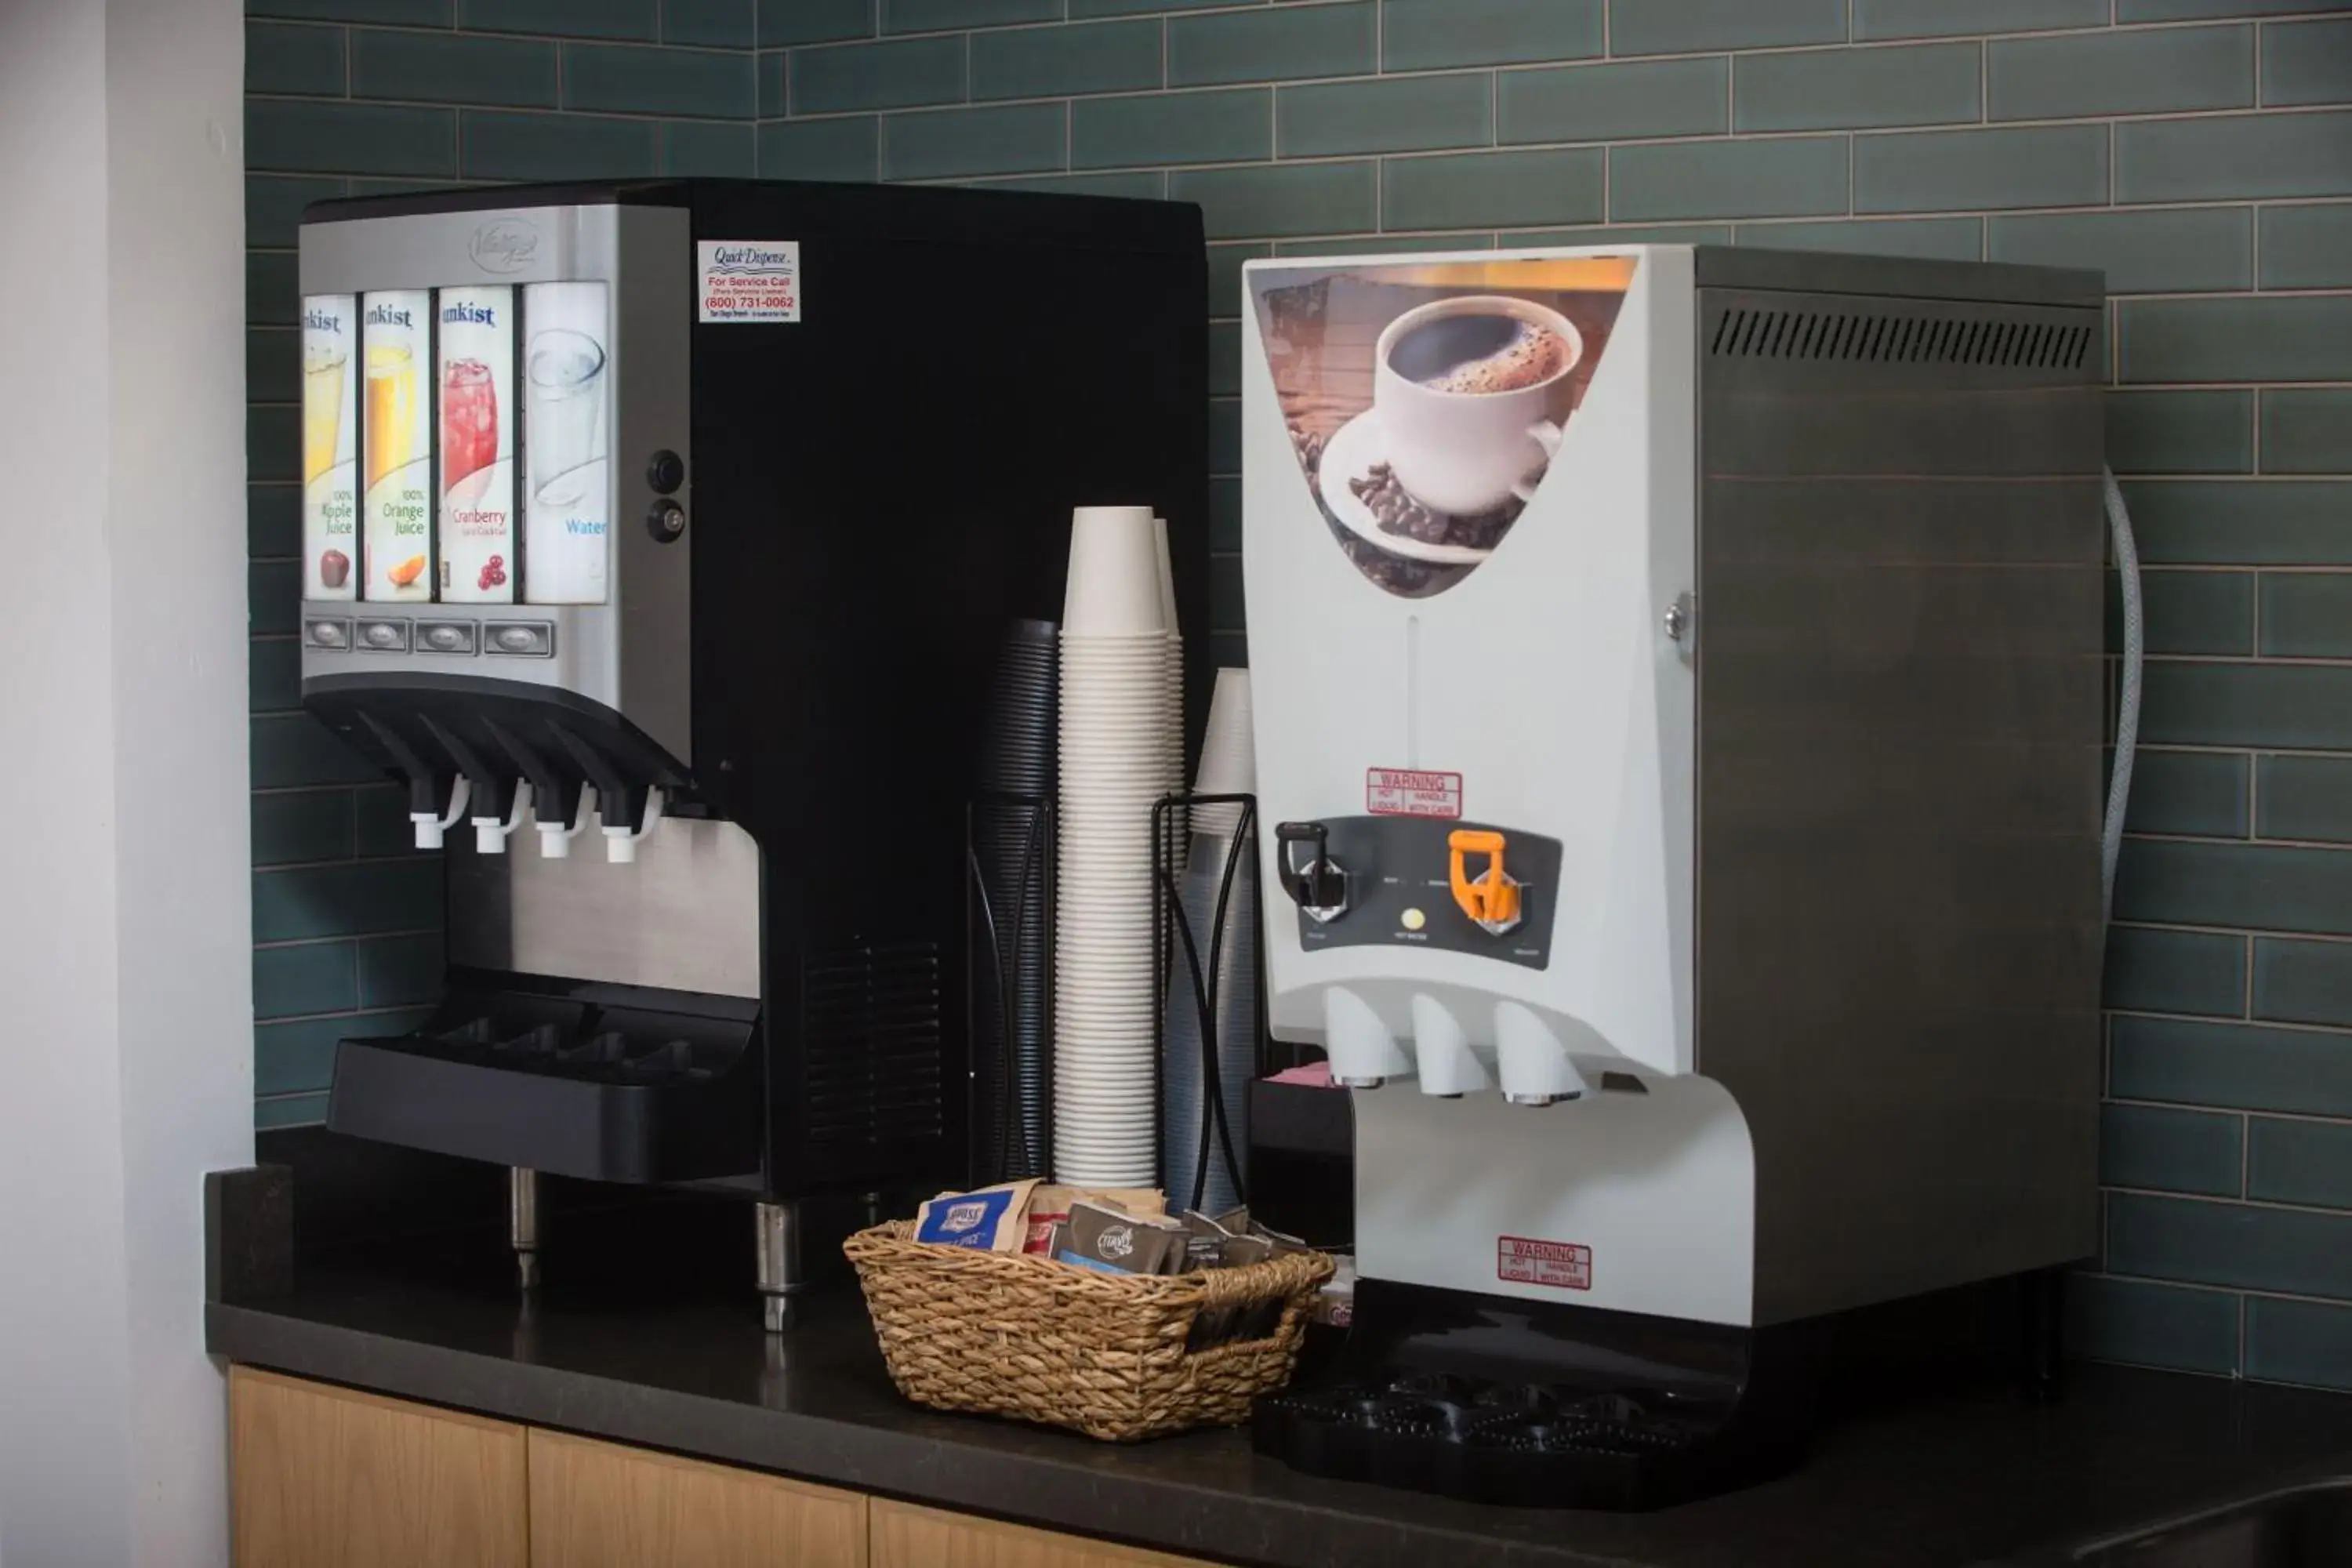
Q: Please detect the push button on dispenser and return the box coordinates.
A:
[357,619,410,652]
[1448,829,1523,936]
[485,622,555,657]
[645,449,685,494]
[417,621,477,655]
[305,619,351,650]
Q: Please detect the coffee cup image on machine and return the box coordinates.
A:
[1247,260,1633,598]
[1274,817,1558,969]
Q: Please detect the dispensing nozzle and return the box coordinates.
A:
[410,775,472,850]
[473,781,533,855]
[1276,821,1348,922]
[535,785,596,858]
[603,786,664,863]
[1448,829,1523,935]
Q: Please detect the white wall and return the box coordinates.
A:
[0,0,252,1562]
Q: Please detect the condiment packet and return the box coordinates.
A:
[912,1178,1039,1251]
[1021,1185,1163,1254]
[1177,1209,1236,1270]
[1057,1199,1189,1275]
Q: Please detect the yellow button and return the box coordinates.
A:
[1401,907,1426,931]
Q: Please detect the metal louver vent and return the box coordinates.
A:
[802,942,943,1146]
[1708,309,2092,368]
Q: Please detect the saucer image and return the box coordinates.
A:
[1315,411,1518,566]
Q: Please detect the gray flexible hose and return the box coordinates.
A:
[2103,466,2143,926]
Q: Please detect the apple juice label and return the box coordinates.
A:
[435,287,515,604]
[300,295,358,601]
[361,290,433,601]
[521,281,611,605]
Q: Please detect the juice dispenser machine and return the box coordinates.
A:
[295,180,1207,1323]
[1240,247,2107,1504]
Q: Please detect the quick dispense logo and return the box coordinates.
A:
[699,240,801,323]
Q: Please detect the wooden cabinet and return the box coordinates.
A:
[230,1365,528,1568]
[872,1500,1210,1568]
[528,1428,866,1568]
[230,1369,1210,1568]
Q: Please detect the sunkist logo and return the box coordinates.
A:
[441,300,497,326]
[365,303,412,328]
[470,217,539,274]
[303,307,341,333]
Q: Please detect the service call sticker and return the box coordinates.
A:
[1499,1236,1592,1291]
[1367,768,1462,818]
[699,240,800,323]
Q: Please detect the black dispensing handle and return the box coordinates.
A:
[1276,821,1345,910]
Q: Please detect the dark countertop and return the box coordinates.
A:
[207,1236,2352,1568]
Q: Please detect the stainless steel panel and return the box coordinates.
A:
[1693,285,2107,1325]
[609,204,692,765]
[447,813,761,998]
[297,202,692,765]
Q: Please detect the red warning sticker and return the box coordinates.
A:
[1366,768,1462,818]
[1498,1236,1592,1291]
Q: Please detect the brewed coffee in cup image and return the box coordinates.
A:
[1246,256,1634,597]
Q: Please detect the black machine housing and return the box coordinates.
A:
[301,179,1208,1203]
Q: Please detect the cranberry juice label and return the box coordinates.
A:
[521,281,610,605]
[360,291,433,601]
[435,287,515,604]
[300,294,358,601]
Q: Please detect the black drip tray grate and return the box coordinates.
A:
[326,978,760,1184]
[1254,1365,1741,1509]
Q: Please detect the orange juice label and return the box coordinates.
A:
[361,291,431,602]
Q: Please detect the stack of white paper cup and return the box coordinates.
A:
[1055,504,1178,1186]
[1159,667,1258,1210]
[1152,517,1186,869]
[1189,668,1254,840]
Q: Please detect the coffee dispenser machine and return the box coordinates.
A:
[296,180,1207,1324]
[1240,247,2107,1504]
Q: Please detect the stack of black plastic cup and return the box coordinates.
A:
[971,618,1058,1181]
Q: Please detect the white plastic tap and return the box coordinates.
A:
[1494,1000,1588,1105]
[410,776,472,850]
[472,782,533,855]
[603,787,664,863]
[1323,985,1410,1088]
[1411,993,1492,1097]
[535,786,596,858]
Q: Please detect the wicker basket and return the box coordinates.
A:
[844,1221,1334,1442]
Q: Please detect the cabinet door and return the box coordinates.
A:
[528,1428,866,1568]
[870,1500,1215,1568]
[230,1365,528,1568]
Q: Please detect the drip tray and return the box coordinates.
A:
[1257,1367,1743,1510]
[326,975,761,1185]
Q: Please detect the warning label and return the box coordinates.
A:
[1498,1236,1592,1290]
[1366,768,1461,818]
[698,240,800,323]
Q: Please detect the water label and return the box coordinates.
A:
[360,290,433,601]
[436,286,515,604]
[521,281,610,605]
[698,240,800,323]
[301,294,358,601]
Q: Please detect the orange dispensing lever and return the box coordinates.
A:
[1447,829,1522,931]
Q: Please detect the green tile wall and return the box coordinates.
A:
[256,0,2352,1394]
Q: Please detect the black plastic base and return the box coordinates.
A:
[326,971,761,1185]
[1254,1279,1825,1510]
